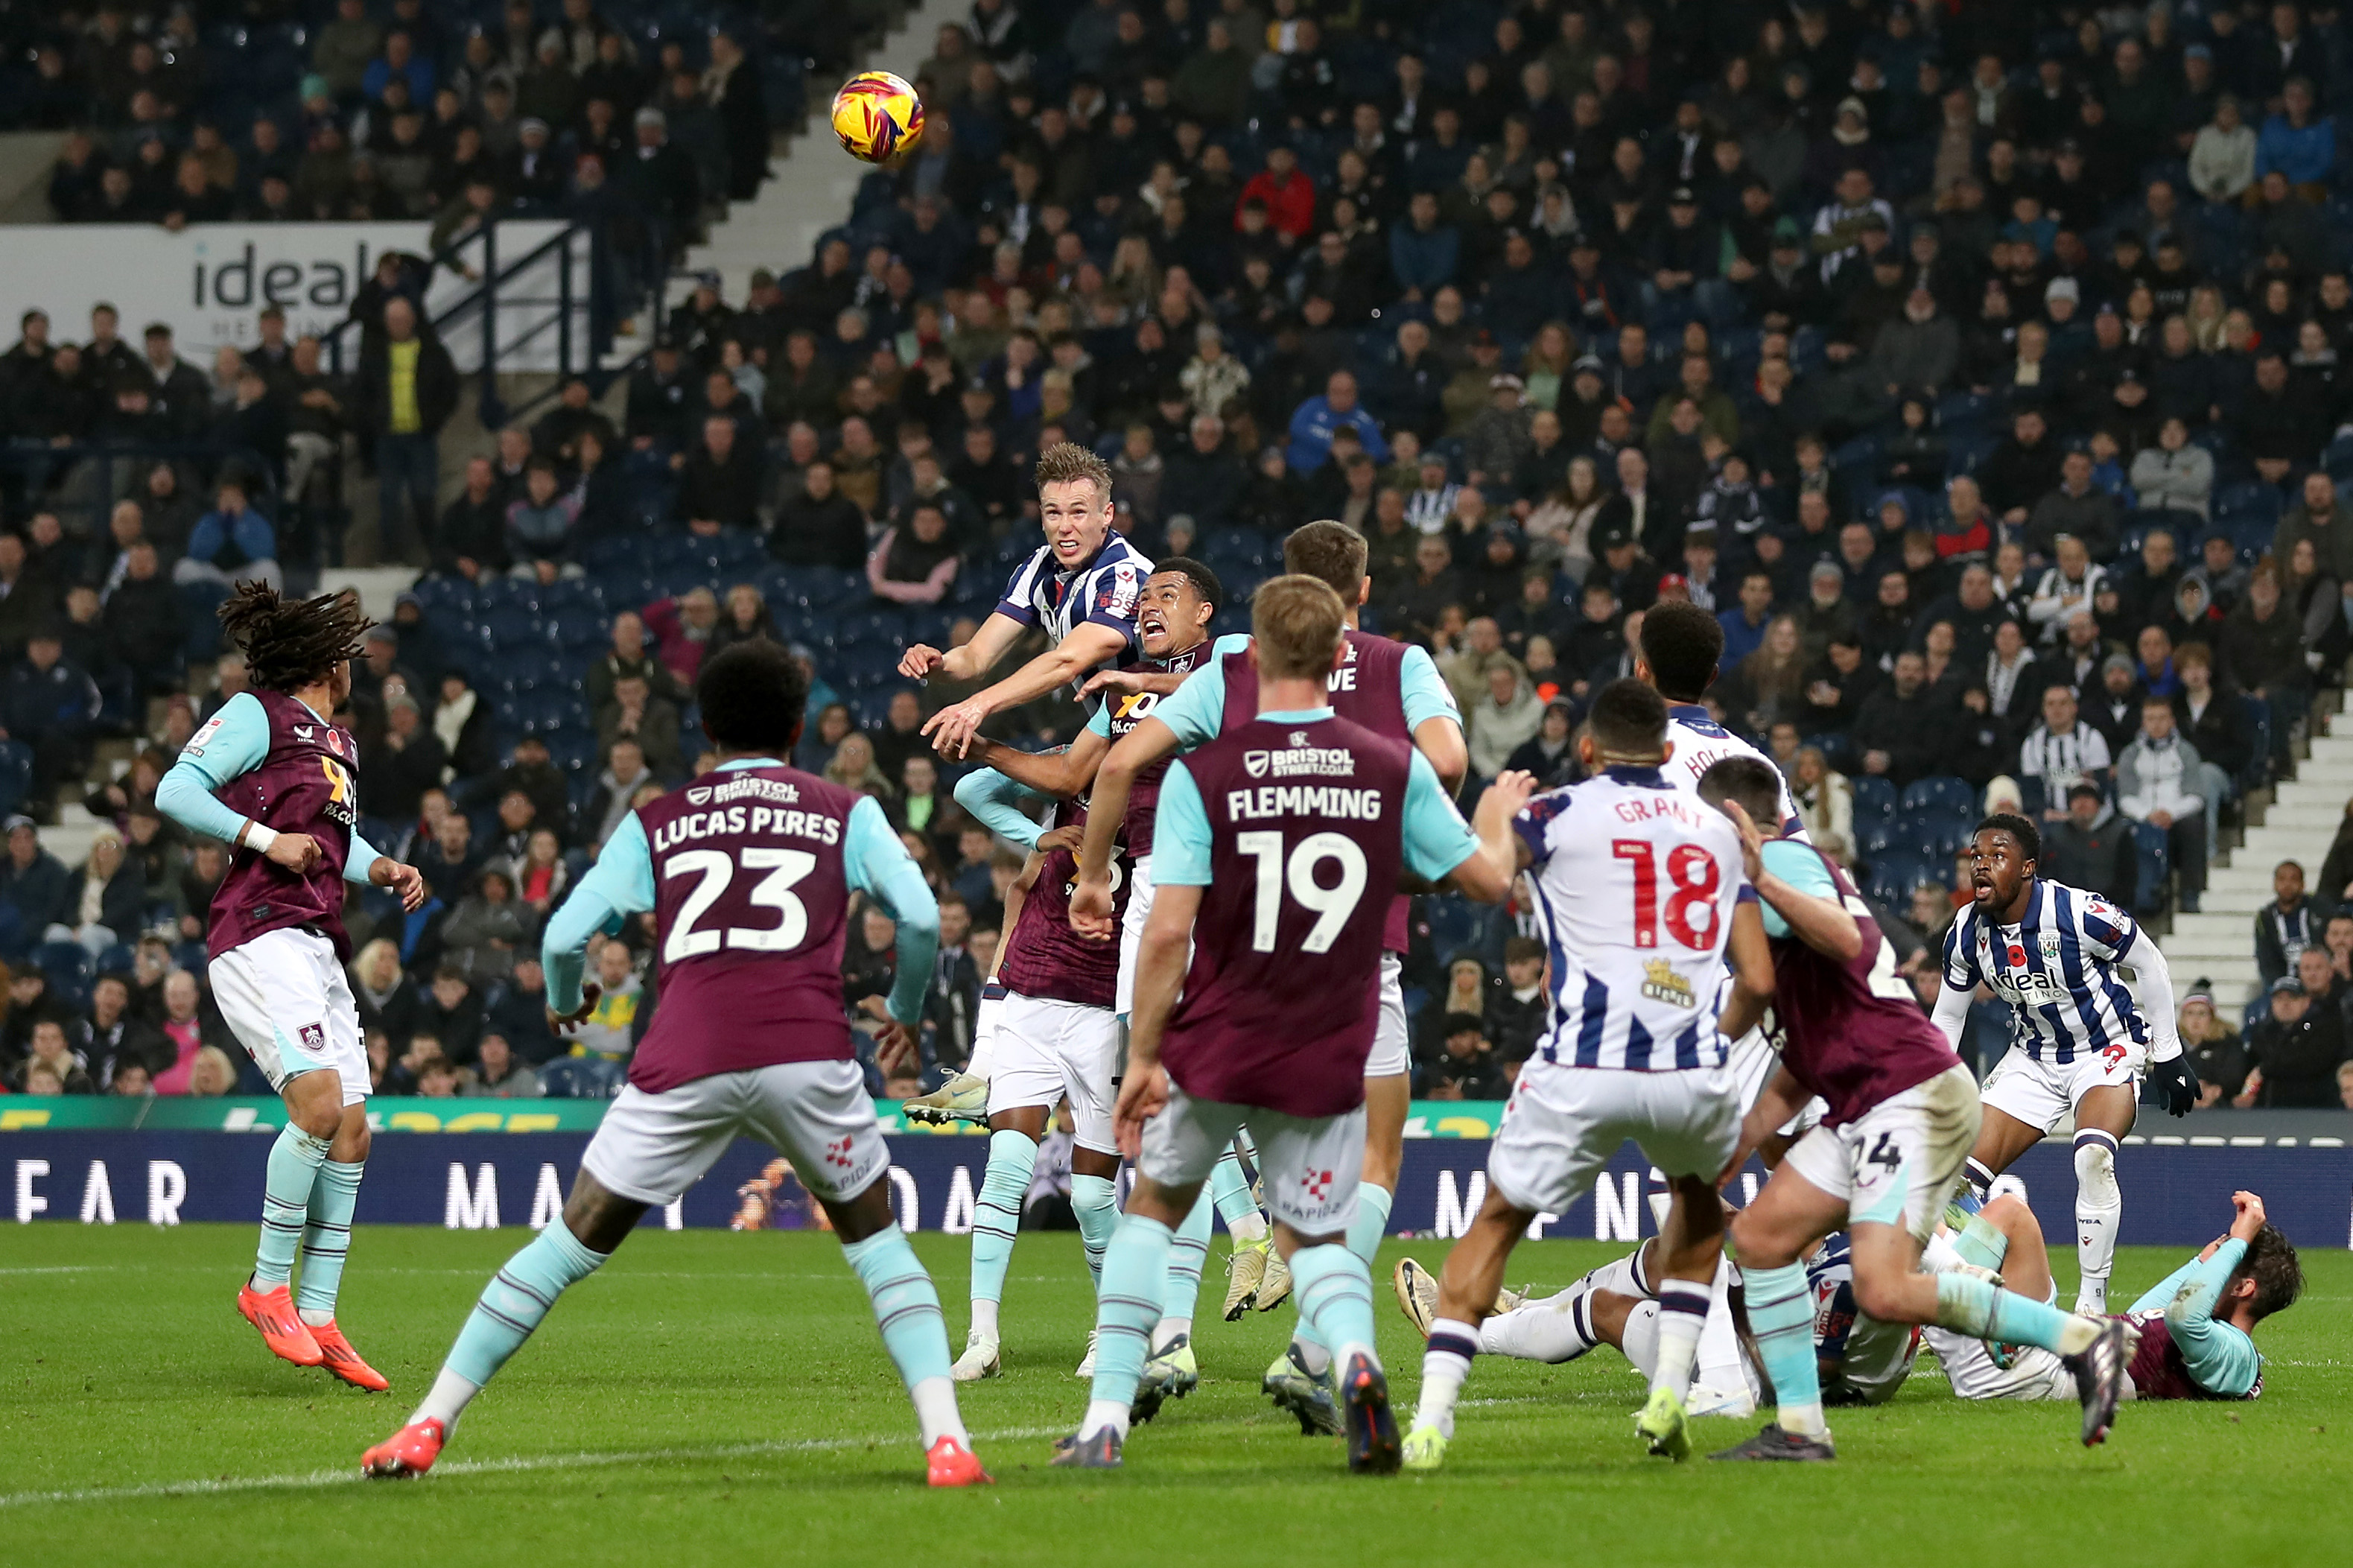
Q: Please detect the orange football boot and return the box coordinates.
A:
[312,1320,390,1391]
[362,1418,447,1479]
[926,1435,992,1488]
[237,1282,323,1367]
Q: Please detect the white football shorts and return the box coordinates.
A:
[1138,1081,1366,1235]
[1980,1038,2144,1134]
[988,990,1121,1155]
[582,1056,888,1207]
[1487,1059,1741,1216]
[1780,1064,1982,1244]
[210,926,367,1107]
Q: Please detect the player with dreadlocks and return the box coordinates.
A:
[156,584,427,1392]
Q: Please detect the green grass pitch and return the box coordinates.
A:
[4,1224,2346,1564]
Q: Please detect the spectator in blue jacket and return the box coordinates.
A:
[1388,191,1460,301]
[1285,369,1389,475]
[173,476,281,591]
[2255,78,2335,197]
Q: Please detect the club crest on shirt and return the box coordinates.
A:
[1641,959,1695,1008]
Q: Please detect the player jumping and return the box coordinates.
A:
[1937,813,2200,1313]
[898,441,1152,761]
[156,585,426,1393]
[1073,521,1467,1430]
[1053,574,1523,1470]
[361,643,988,1488]
[1403,681,1773,1470]
[1695,757,2135,1458]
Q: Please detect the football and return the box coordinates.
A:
[831,70,924,165]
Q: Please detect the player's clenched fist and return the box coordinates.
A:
[264,832,323,872]
[1068,875,1115,940]
[898,644,946,679]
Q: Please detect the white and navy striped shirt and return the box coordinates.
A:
[1516,767,1754,1070]
[1661,704,1808,839]
[1941,878,2148,1066]
[995,533,1153,692]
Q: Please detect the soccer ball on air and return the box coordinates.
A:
[831,72,924,165]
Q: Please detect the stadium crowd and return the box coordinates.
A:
[5,0,2353,1108]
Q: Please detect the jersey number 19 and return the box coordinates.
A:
[1237,830,1367,953]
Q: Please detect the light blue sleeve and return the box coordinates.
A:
[1401,749,1482,881]
[1149,632,1247,749]
[1759,838,1841,941]
[154,692,274,845]
[952,766,1050,851]
[1086,702,1112,737]
[845,795,938,1026]
[343,829,383,886]
[1150,761,1211,885]
[1398,644,1462,733]
[2127,1238,2261,1397]
[542,813,655,1013]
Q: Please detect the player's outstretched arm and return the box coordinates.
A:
[1070,716,1181,937]
[900,608,1024,682]
[1720,901,1776,1031]
[925,620,1132,758]
[848,796,940,1073]
[541,815,656,1028]
[1081,666,1188,700]
[1725,803,1861,961]
[1420,766,1531,904]
[1721,1063,1810,1187]
[964,728,1108,802]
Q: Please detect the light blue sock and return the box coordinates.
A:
[1289,1243,1379,1368]
[1072,1173,1119,1290]
[968,1129,1035,1331]
[1209,1145,1260,1231]
[253,1123,331,1288]
[1160,1188,1213,1322]
[843,1226,954,1388]
[1345,1183,1394,1267]
[295,1158,363,1319]
[1935,1271,2080,1353]
[444,1222,608,1388]
[1954,1213,2011,1273]
[1744,1261,1823,1433]
[1085,1213,1172,1432]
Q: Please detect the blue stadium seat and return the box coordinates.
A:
[1900,776,1976,818]
[1425,897,1496,965]
[1849,775,1898,822]
[539,1056,627,1098]
[0,740,32,818]
[34,941,93,1009]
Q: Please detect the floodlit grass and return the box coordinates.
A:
[4,1224,2346,1564]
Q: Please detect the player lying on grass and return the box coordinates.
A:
[363,642,988,1488]
[1922,1188,2298,1404]
[1053,576,1524,1473]
[156,584,426,1394]
[1698,757,2136,1458]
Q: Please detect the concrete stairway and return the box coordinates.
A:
[2162,689,2352,1010]
[683,0,968,302]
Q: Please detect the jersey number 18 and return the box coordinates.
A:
[1613,839,1719,949]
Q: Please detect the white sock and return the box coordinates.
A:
[411,1365,482,1430]
[1289,1335,1332,1377]
[1228,1212,1268,1242]
[299,1307,334,1327]
[1081,1396,1131,1440]
[1650,1277,1710,1397]
[1412,1317,1478,1438]
[909,1376,967,1447]
[969,1298,999,1342]
[2073,1131,2120,1313]
[1152,1315,1192,1351]
[1479,1287,1601,1362]
[1694,1257,1744,1391]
